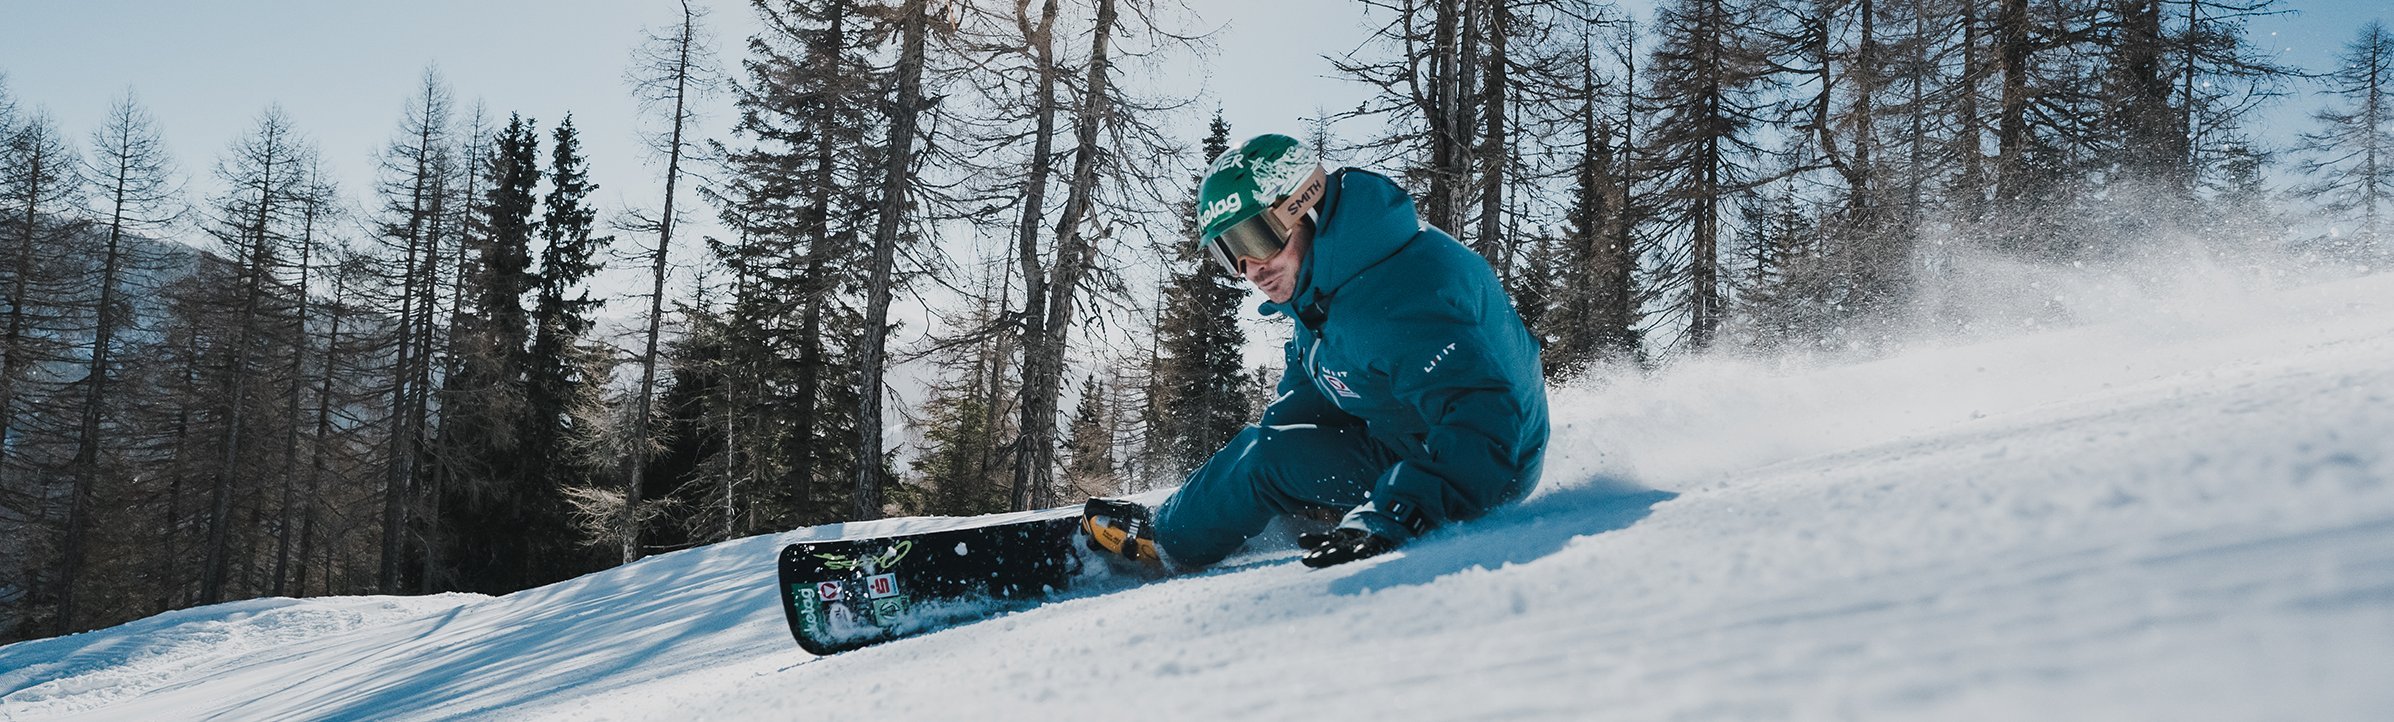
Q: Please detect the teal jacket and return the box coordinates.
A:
[1258,169,1550,539]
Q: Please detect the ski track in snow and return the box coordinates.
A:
[4,272,2393,721]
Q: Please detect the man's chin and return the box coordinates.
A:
[1252,279,1285,302]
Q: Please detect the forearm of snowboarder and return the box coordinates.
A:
[1371,335,1537,530]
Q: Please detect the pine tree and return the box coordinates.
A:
[1511,229,1557,337]
[697,0,879,530]
[648,301,735,542]
[1761,0,1913,319]
[1331,0,1480,235]
[266,159,338,598]
[2294,21,2394,256]
[513,115,609,584]
[1063,373,1118,499]
[904,260,1018,517]
[1726,181,1829,351]
[1327,1,1610,290]
[2203,140,2280,245]
[293,249,382,600]
[1545,36,1642,377]
[1572,20,1655,373]
[1,101,89,637]
[2101,0,2294,207]
[852,0,945,520]
[617,0,716,560]
[190,107,314,605]
[367,70,456,593]
[910,362,1012,515]
[987,0,1073,512]
[0,74,14,135]
[438,114,541,593]
[53,92,179,633]
[1,110,82,509]
[2105,0,2190,196]
[1010,0,1200,512]
[2172,0,2298,194]
[1642,0,1772,351]
[1987,0,2113,256]
[1149,113,1250,475]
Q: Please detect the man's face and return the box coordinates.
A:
[1239,218,1311,304]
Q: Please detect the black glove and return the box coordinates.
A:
[1299,527,1400,568]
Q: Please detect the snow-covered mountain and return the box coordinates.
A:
[3,266,2391,722]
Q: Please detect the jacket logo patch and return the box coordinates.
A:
[1319,370,1363,399]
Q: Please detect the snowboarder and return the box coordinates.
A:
[1083,133,1550,570]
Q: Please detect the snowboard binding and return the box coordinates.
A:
[1080,498,1165,572]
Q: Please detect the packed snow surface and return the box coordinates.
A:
[5,270,2393,721]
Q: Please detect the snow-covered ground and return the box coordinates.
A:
[6,268,2393,722]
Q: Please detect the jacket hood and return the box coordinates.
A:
[1261,169,1422,319]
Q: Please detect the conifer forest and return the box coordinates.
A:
[2,0,2388,642]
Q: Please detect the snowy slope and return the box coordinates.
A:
[6,270,2394,721]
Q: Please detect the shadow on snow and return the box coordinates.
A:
[1330,481,1677,597]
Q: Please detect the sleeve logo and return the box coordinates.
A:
[1319,369,1363,399]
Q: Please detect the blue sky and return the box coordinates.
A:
[0,1,1368,254]
[5,0,2381,234]
[6,0,2381,226]
[0,1,1378,353]
[2,0,2385,321]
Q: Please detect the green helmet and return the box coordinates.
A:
[1195,134,1326,273]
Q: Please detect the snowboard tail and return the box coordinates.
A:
[776,515,1083,655]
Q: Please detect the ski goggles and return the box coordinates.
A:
[1205,214,1290,276]
[1203,166,1327,276]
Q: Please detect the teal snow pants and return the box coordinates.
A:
[1151,423,1402,567]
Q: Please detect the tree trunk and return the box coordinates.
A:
[202,130,285,605]
[1687,0,1726,351]
[411,172,450,593]
[271,186,323,597]
[1609,19,1640,363]
[1009,0,1065,512]
[623,0,699,560]
[1955,0,1988,223]
[855,0,934,520]
[297,272,349,598]
[379,92,441,592]
[0,127,59,528]
[1017,0,1119,512]
[1425,0,1467,231]
[1993,0,2031,210]
[1477,1,1510,271]
[59,135,135,632]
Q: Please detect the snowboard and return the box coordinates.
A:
[775,514,1086,655]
